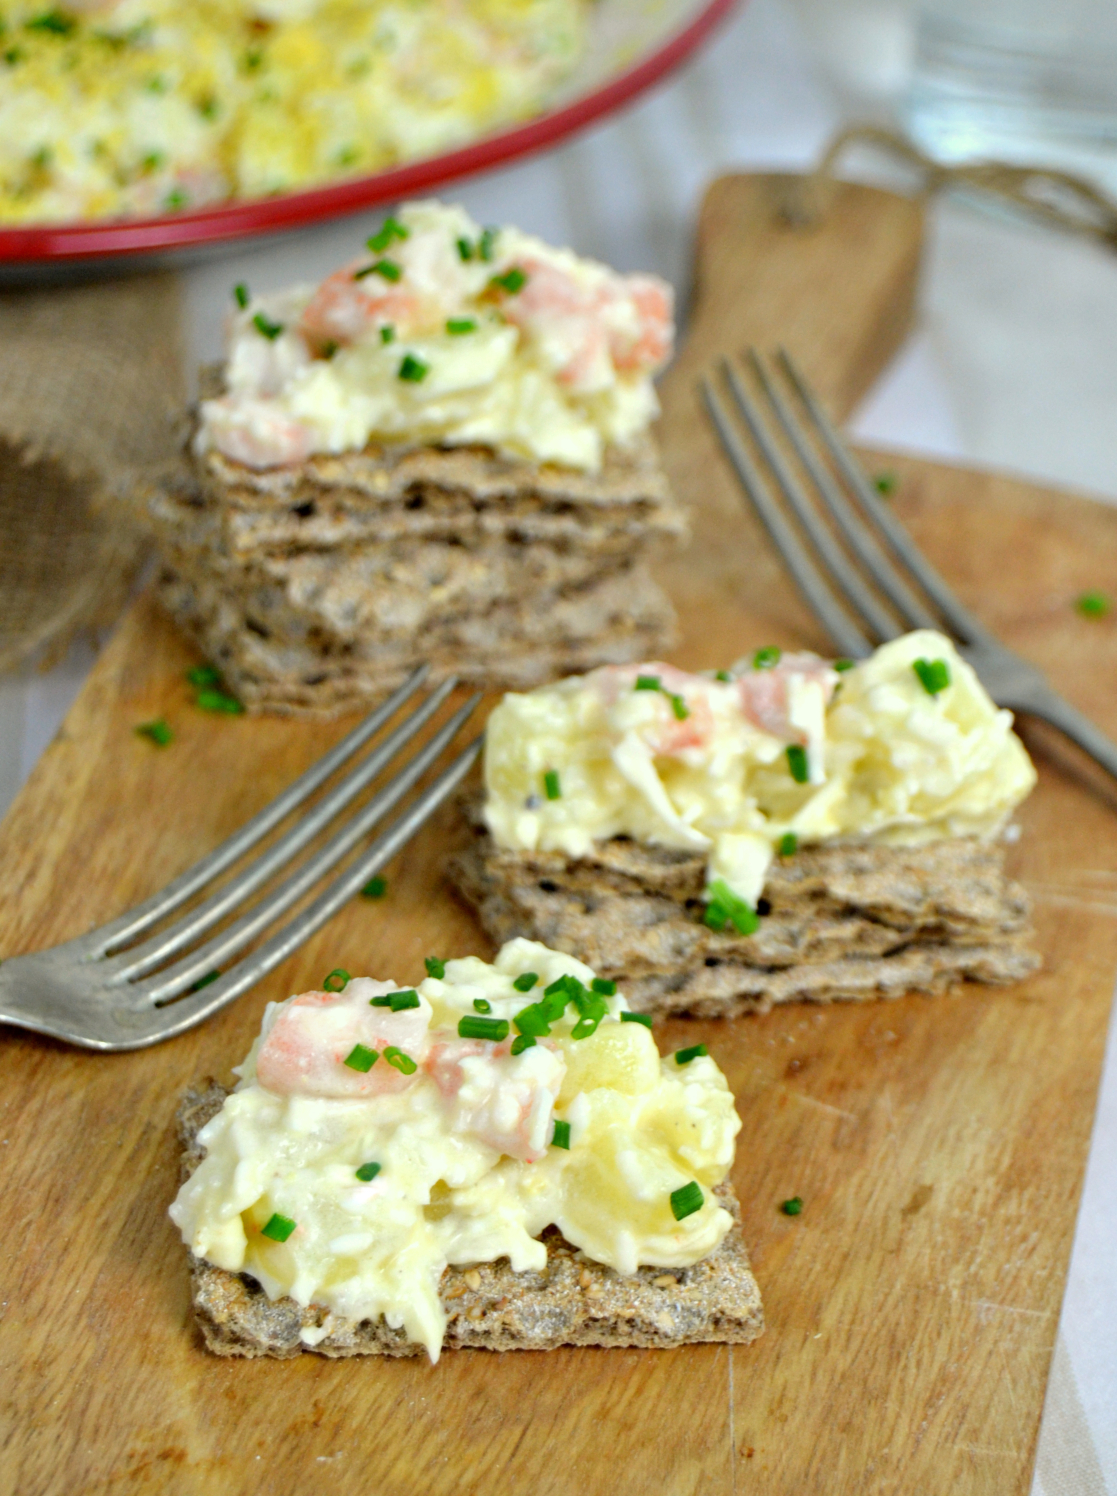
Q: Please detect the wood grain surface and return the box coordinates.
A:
[2,177,1116,1496]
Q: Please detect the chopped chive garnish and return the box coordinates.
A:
[135,718,172,747]
[323,968,351,992]
[367,216,408,252]
[874,471,897,496]
[571,1016,600,1041]
[635,674,661,691]
[543,769,561,801]
[186,663,221,688]
[252,311,284,341]
[369,994,392,1007]
[27,11,76,36]
[261,1213,296,1242]
[779,832,798,857]
[380,324,395,344]
[487,267,527,294]
[321,339,339,359]
[621,1011,653,1028]
[781,1196,803,1216]
[233,282,249,308]
[510,1034,536,1056]
[704,878,760,935]
[670,1182,703,1222]
[457,1016,509,1042]
[473,997,492,1013]
[353,262,378,279]
[912,658,951,696]
[513,1003,551,1037]
[512,972,538,992]
[194,688,244,714]
[446,318,476,335]
[753,646,781,670]
[1077,590,1111,619]
[355,1161,381,1182]
[715,669,731,682]
[384,1046,417,1074]
[786,744,809,783]
[670,693,689,721]
[344,1043,377,1072]
[478,227,497,261]
[834,658,855,672]
[456,236,473,261]
[551,1120,571,1150]
[388,989,419,1011]
[424,957,446,979]
[675,1043,708,1066]
[591,977,616,996]
[371,258,402,282]
[190,970,220,992]
[360,875,387,899]
[398,353,428,382]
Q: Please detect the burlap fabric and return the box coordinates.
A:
[0,274,184,672]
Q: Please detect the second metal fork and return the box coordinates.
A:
[0,666,481,1052]
[702,349,1117,781]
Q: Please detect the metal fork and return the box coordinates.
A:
[0,666,482,1052]
[701,348,1117,781]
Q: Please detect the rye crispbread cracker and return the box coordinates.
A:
[177,1084,764,1360]
[449,799,1040,1018]
[157,560,675,717]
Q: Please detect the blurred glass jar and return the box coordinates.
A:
[907,0,1117,187]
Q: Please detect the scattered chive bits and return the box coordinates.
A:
[446,318,476,335]
[510,1034,536,1056]
[834,658,855,672]
[360,875,387,899]
[591,977,616,996]
[384,1046,417,1074]
[261,1213,296,1243]
[135,718,172,747]
[786,744,809,784]
[670,1181,703,1221]
[674,1043,708,1066]
[457,1015,509,1042]
[323,968,350,992]
[190,970,220,992]
[369,994,392,1007]
[779,831,798,857]
[252,311,284,341]
[194,687,244,714]
[912,657,951,696]
[344,1043,378,1073]
[715,669,732,682]
[873,471,898,496]
[621,1011,653,1029]
[233,282,250,309]
[753,645,781,670]
[355,1161,381,1182]
[186,663,221,688]
[543,769,561,801]
[488,267,527,295]
[1077,590,1111,619]
[424,957,446,979]
[635,674,661,691]
[472,997,492,1014]
[387,989,420,1011]
[367,216,408,253]
[670,693,689,721]
[512,972,538,992]
[478,227,497,261]
[380,324,395,344]
[551,1119,571,1150]
[704,878,760,935]
[364,258,401,282]
[513,1003,551,1037]
[398,353,428,383]
[455,236,473,261]
[781,1196,804,1216]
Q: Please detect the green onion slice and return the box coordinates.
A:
[786,744,809,783]
[753,646,781,669]
[510,1034,536,1056]
[591,977,616,996]
[781,1195,803,1216]
[344,1043,377,1072]
[360,875,387,899]
[621,1011,653,1029]
[135,718,172,747]
[455,236,473,261]
[512,972,538,992]
[1077,590,1111,618]
[367,216,409,252]
[446,318,476,335]
[912,657,951,696]
[384,1046,417,1074]
[551,1120,571,1150]
[388,989,419,1011]
[779,831,798,857]
[670,693,689,721]
[457,1016,509,1042]
[398,353,428,382]
[478,227,497,261]
[715,669,732,682]
[670,1182,703,1222]
[543,769,561,801]
[833,658,855,672]
[472,998,492,1014]
[233,282,249,308]
[323,968,351,992]
[261,1212,296,1242]
[488,266,527,294]
[380,324,395,344]
[252,311,284,341]
[355,1161,381,1182]
[635,674,661,691]
[674,1043,708,1066]
[513,1003,551,1037]
[424,957,446,979]
[186,663,221,687]
[704,879,760,936]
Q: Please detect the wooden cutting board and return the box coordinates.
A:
[3,176,1117,1496]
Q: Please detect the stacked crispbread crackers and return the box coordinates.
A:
[149,423,686,717]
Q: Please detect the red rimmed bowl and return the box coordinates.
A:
[0,0,737,278]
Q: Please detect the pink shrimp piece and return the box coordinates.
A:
[737,653,838,742]
[298,263,424,353]
[201,395,316,469]
[591,661,716,755]
[425,1037,564,1163]
[606,274,674,373]
[256,982,430,1099]
[500,258,610,391]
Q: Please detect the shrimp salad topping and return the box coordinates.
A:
[195,199,674,473]
[482,631,1037,912]
[169,939,740,1361]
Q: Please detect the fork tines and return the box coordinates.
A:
[700,348,991,658]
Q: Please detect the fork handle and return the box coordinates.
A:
[1023,691,1117,781]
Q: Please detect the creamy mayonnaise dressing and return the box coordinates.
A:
[170,939,740,1360]
[195,199,674,473]
[482,631,1037,908]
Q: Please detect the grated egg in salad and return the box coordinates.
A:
[169,939,741,1361]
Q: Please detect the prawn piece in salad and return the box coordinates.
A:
[427,1037,565,1163]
